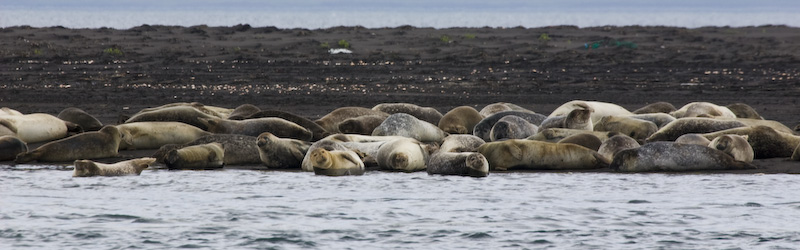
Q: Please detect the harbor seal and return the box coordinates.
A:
[671,102,736,119]
[597,134,640,161]
[548,100,632,123]
[116,122,211,150]
[125,105,220,130]
[528,128,619,143]
[674,134,712,145]
[309,148,365,176]
[708,134,754,163]
[337,115,386,135]
[701,125,800,159]
[314,107,389,134]
[257,132,311,169]
[539,108,593,131]
[0,113,76,143]
[182,134,262,165]
[302,139,353,171]
[72,157,156,177]
[57,107,103,131]
[227,104,261,120]
[558,133,603,151]
[477,139,610,171]
[646,118,746,142]
[632,102,677,114]
[164,142,225,170]
[473,111,546,142]
[0,135,27,161]
[375,138,434,172]
[479,102,533,117]
[236,109,331,141]
[15,125,122,163]
[439,134,486,153]
[626,113,676,129]
[427,151,489,177]
[593,115,658,142]
[726,103,763,119]
[373,113,447,143]
[489,115,539,142]
[0,107,23,116]
[372,103,444,125]
[201,117,312,141]
[610,142,757,172]
[136,102,231,119]
[438,106,484,134]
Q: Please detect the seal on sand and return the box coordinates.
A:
[15,125,122,163]
[646,118,746,142]
[670,102,736,119]
[610,142,757,172]
[309,148,365,176]
[632,102,676,114]
[373,113,447,144]
[489,115,539,142]
[597,134,640,161]
[375,138,434,172]
[539,108,593,131]
[438,106,484,134]
[201,117,312,141]
[701,125,800,159]
[314,107,389,134]
[257,132,311,169]
[593,115,658,142]
[337,115,387,135]
[116,122,211,150]
[674,134,712,145]
[708,134,754,163]
[58,107,103,131]
[164,142,225,170]
[73,157,156,177]
[0,135,27,161]
[473,111,546,142]
[478,139,610,171]
[372,103,444,125]
[557,133,603,151]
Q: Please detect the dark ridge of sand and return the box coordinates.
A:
[1,25,799,173]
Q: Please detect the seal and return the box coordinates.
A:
[670,102,736,119]
[439,134,486,153]
[438,106,484,134]
[473,111,546,142]
[373,113,447,143]
[539,108,593,131]
[200,117,313,141]
[0,107,23,116]
[136,102,232,119]
[557,133,603,151]
[597,134,640,161]
[337,115,387,135]
[257,132,312,169]
[57,107,103,131]
[528,128,619,143]
[375,138,434,172]
[478,139,610,171]
[309,148,365,176]
[0,113,76,143]
[237,109,331,141]
[427,151,489,177]
[164,142,225,170]
[15,125,122,163]
[125,105,221,130]
[182,134,263,165]
[726,103,763,119]
[674,134,712,145]
[0,135,27,161]
[632,102,677,114]
[73,157,156,177]
[116,122,211,150]
[610,142,757,172]
[227,104,262,120]
[708,134,754,163]
[733,118,794,134]
[626,113,676,129]
[593,115,658,142]
[314,107,389,134]
[548,100,632,123]
[479,102,533,117]
[372,103,444,125]
[301,139,354,171]
[701,125,800,159]
[645,118,746,142]
[489,115,539,142]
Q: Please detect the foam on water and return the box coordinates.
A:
[2,168,799,249]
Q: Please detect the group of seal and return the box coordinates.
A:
[3,99,798,177]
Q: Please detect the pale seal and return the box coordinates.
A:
[0,107,23,116]
[257,132,312,169]
[478,139,610,171]
[632,102,676,114]
[125,105,220,130]
[0,135,27,161]
[58,107,103,131]
[557,133,603,151]
[489,115,539,142]
[473,111,546,142]
[479,102,533,117]
[610,142,757,172]
[372,103,444,125]
[236,109,331,141]
[593,115,658,142]
[314,107,389,134]
[626,113,676,129]
[0,113,77,143]
[373,113,447,143]
[309,148,365,176]
[646,118,746,142]
[670,102,736,119]
[116,122,211,150]
[201,117,312,141]
[164,142,225,170]
[227,104,262,120]
[375,138,434,172]
[528,128,619,143]
[701,125,800,159]
[438,106,484,134]
[73,157,156,177]
[15,125,122,163]
[674,134,712,145]
[337,115,387,135]
[708,134,754,163]
[548,100,632,123]
[597,134,640,161]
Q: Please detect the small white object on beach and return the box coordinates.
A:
[328,48,353,54]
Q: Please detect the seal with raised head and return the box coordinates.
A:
[558,133,603,151]
[489,115,539,142]
[58,107,103,132]
[671,102,736,119]
[372,103,444,125]
[257,132,312,169]
[674,134,712,145]
[309,148,365,176]
[337,115,387,135]
[373,113,447,144]
[238,109,331,141]
[427,151,489,177]
[164,142,225,170]
[610,142,757,172]
[726,103,763,119]
[375,138,435,172]
[646,118,746,142]
[593,115,658,142]
[0,135,27,161]
[438,106,484,134]
[701,125,800,159]
[314,107,389,134]
[478,139,610,171]
[201,117,312,141]
[301,139,353,171]
[708,134,754,163]
[0,113,77,143]
[632,102,676,114]
[73,157,156,177]
[117,122,211,150]
[548,100,632,123]
[539,108,593,131]
[473,111,546,142]
[597,134,640,161]
[15,125,122,163]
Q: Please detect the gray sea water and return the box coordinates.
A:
[2,167,799,249]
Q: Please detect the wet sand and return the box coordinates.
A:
[1,25,799,173]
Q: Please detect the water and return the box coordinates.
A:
[2,167,799,249]
[1,0,799,29]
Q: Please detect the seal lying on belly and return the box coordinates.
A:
[15,125,122,163]
[73,157,156,177]
[478,139,609,171]
[610,142,757,172]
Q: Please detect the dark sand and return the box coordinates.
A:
[1,25,799,173]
